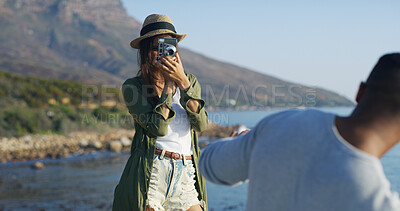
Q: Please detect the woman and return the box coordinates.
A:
[112,14,209,211]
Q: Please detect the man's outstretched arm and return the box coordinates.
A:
[198,128,258,185]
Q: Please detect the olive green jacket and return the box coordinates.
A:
[112,73,209,211]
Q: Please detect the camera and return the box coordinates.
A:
[158,38,177,58]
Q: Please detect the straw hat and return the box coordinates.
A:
[130,14,187,49]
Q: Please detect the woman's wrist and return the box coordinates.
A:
[178,76,191,90]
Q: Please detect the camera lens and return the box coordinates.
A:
[164,45,177,57]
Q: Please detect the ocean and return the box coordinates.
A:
[1,107,400,210]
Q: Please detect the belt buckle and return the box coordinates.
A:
[171,152,180,160]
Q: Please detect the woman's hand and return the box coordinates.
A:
[155,53,191,90]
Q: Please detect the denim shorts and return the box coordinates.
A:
[146,153,200,211]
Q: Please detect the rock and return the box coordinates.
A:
[99,134,106,141]
[79,139,89,148]
[120,136,131,147]
[91,141,102,149]
[22,135,32,142]
[108,141,122,153]
[38,152,47,159]
[50,153,57,159]
[31,161,45,169]
[57,149,69,158]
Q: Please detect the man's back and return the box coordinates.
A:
[199,109,400,210]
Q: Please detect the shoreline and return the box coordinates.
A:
[0,129,135,164]
[0,123,239,164]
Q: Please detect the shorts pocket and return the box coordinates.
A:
[178,163,199,203]
[185,162,196,178]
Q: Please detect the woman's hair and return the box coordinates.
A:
[137,36,160,91]
[136,34,177,98]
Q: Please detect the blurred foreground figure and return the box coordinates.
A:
[199,53,400,211]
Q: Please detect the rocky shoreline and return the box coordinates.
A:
[0,123,240,164]
[0,129,135,164]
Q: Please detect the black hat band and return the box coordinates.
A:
[140,22,177,36]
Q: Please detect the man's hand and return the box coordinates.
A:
[229,129,250,137]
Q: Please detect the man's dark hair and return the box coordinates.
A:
[366,53,400,87]
[362,53,400,112]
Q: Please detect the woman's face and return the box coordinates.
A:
[150,34,173,63]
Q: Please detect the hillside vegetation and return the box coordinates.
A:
[0,70,132,137]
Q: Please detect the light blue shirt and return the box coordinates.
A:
[199,109,400,211]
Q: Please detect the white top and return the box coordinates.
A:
[199,109,400,211]
[156,89,192,155]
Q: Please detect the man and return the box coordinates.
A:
[199,53,400,211]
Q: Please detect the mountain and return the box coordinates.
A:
[0,0,139,84]
[0,0,354,108]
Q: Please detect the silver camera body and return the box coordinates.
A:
[158,38,177,58]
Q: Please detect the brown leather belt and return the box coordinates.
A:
[155,148,193,160]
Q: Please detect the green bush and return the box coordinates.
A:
[0,70,128,137]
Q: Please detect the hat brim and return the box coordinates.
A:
[130,29,186,49]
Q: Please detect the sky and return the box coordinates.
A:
[121,0,400,100]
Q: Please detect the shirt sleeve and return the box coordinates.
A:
[198,128,258,185]
[122,78,176,137]
[179,73,208,132]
